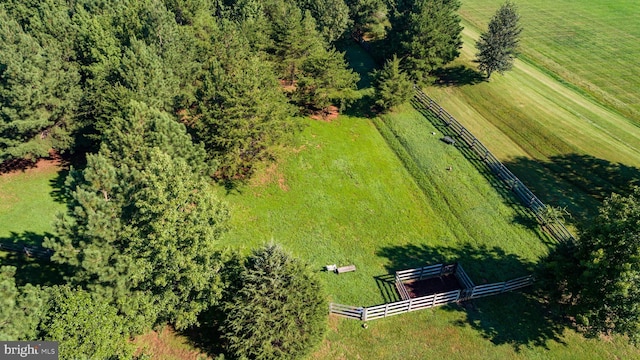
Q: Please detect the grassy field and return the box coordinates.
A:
[0,161,66,245]
[460,0,640,122]
[427,18,640,221]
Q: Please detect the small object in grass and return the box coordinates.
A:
[362,323,368,329]
[431,132,436,135]
[336,264,356,274]
[442,136,455,145]
[325,264,337,272]
[447,166,452,171]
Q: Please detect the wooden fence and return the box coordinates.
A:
[0,242,52,260]
[330,265,534,321]
[412,88,576,244]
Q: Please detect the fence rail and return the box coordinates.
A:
[331,271,534,321]
[0,242,52,260]
[412,88,576,244]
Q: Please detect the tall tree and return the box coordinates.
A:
[541,187,640,343]
[296,48,360,113]
[296,0,351,43]
[219,244,327,360]
[0,7,81,160]
[191,22,295,180]
[345,0,388,40]
[475,1,522,79]
[45,102,229,333]
[373,55,414,111]
[388,0,463,85]
[40,286,133,359]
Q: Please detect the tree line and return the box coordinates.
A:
[4,0,639,358]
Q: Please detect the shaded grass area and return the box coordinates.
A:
[0,164,67,245]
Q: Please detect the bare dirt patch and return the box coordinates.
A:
[0,151,64,177]
[403,274,462,298]
[309,106,340,122]
[249,163,289,191]
[133,325,212,360]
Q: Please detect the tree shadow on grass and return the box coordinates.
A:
[409,99,557,246]
[504,154,640,224]
[376,242,568,351]
[432,65,486,87]
[0,231,73,287]
[339,41,378,118]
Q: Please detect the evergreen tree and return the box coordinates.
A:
[0,7,81,160]
[475,1,522,79]
[542,187,640,343]
[192,23,295,180]
[268,4,325,86]
[40,286,133,359]
[296,0,351,43]
[388,0,463,85]
[0,266,46,341]
[220,244,327,360]
[373,55,414,111]
[345,0,388,39]
[296,49,360,113]
[45,102,229,332]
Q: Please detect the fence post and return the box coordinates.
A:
[419,266,425,280]
[384,304,389,317]
[362,307,368,321]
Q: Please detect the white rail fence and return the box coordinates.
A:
[330,263,534,321]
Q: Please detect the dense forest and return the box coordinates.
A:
[0,0,468,358]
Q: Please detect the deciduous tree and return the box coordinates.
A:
[541,187,640,343]
[40,286,133,359]
[475,1,522,79]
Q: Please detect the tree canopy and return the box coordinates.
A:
[40,286,133,359]
[373,55,414,111]
[387,0,463,85]
[219,244,327,360]
[542,187,640,343]
[475,1,522,79]
[45,102,230,332]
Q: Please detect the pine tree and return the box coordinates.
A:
[388,0,463,86]
[373,55,414,111]
[220,244,327,360]
[296,0,351,43]
[0,7,81,160]
[475,1,522,79]
[192,23,296,180]
[296,48,360,113]
[45,102,229,332]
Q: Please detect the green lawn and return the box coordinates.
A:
[426,21,640,221]
[0,164,66,245]
[460,0,640,122]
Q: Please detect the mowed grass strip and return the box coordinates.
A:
[460,0,640,121]
[217,112,550,306]
[427,23,640,220]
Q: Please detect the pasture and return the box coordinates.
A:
[427,9,640,221]
[460,0,640,122]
